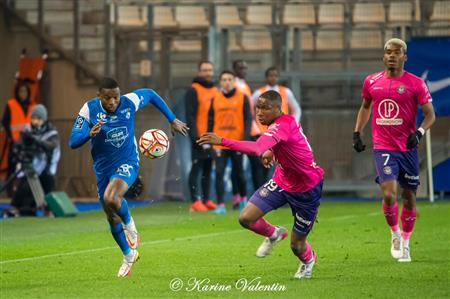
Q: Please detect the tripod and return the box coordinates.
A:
[0,162,47,211]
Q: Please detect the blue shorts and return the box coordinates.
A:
[373,149,420,190]
[96,162,139,202]
[249,179,323,236]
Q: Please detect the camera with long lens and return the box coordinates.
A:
[12,131,41,174]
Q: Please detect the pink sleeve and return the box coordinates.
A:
[221,134,278,156]
[361,76,372,100]
[416,79,433,105]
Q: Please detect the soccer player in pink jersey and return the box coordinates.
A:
[198,90,324,279]
[353,38,435,262]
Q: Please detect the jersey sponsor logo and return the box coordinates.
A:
[117,164,133,177]
[383,166,392,175]
[404,173,419,180]
[295,213,312,226]
[74,116,85,129]
[376,99,403,125]
[105,127,129,148]
[97,112,107,121]
[397,85,406,94]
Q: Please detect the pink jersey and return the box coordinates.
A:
[362,71,432,152]
[222,114,324,192]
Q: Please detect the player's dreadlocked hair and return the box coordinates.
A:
[98,77,119,91]
[260,90,282,108]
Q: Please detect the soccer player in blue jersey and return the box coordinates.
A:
[69,78,188,277]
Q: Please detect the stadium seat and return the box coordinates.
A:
[226,31,242,51]
[117,5,146,26]
[216,5,242,26]
[388,1,413,24]
[16,0,73,10]
[316,30,343,50]
[154,6,178,28]
[175,6,208,27]
[172,39,202,51]
[288,29,313,50]
[241,30,272,50]
[26,10,73,25]
[246,5,272,25]
[14,0,38,10]
[430,0,450,21]
[350,29,382,49]
[318,3,344,25]
[283,4,315,26]
[353,2,385,24]
[427,21,450,36]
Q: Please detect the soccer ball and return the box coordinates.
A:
[138,129,170,159]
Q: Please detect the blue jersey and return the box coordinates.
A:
[69,88,176,173]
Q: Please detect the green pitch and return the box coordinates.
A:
[1,200,449,299]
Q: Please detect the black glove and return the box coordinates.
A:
[406,130,423,149]
[353,132,366,152]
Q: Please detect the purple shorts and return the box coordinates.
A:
[249,179,323,236]
[373,149,420,190]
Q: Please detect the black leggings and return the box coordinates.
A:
[215,150,246,204]
[188,147,213,202]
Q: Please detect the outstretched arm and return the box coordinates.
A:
[131,88,189,136]
[197,132,278,156]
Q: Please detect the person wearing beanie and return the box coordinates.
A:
[31,104,48,122]
[8,104,61,217]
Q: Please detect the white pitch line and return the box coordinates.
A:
[0,230,244,265]
[0,211,391,265]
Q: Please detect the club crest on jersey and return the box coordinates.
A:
[126,112,131,119]
[259,188,269,197]
[397,85,406,94]
[383,166,392,175]
[105,127,128,148]
[117,164,133,177]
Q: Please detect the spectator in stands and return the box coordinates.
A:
[250,66,302,185]
[185,61,219,212]
[8,104,60,216]
[1,80,36,196]
[208,70,252,214]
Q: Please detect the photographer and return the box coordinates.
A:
[10,104,60,216]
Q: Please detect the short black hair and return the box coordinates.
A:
[259,90,282,107]
[219,70,235,79]
[98,77,119,91]
[232,59,245,69]
[198,60,213,70]
[265,66,278,78]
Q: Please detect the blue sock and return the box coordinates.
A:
[110,222,131,255]
[117,199,131,225]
